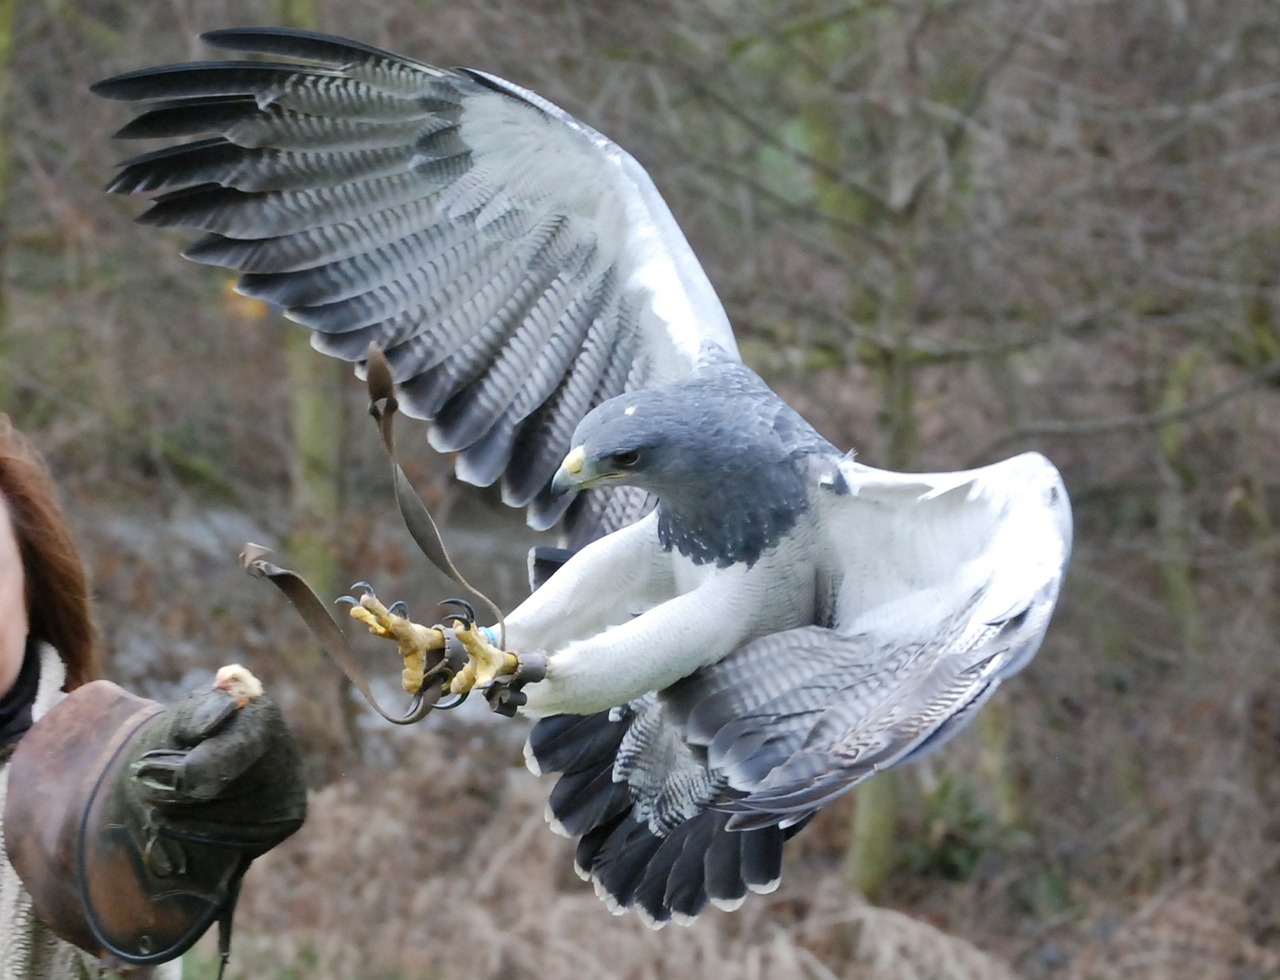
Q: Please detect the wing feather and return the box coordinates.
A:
[679,451,1070,826]
[94,27,739,543]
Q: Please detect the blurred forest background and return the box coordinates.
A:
[3,0,1279,977]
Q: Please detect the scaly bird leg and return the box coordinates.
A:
[342,587,445,694]
[448,622,521,695]
[341,585,523,698]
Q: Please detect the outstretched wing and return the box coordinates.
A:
[526,451,1070,924]
[670,595,1055,829]
[92,27,739,542]
[700,450,1071,825]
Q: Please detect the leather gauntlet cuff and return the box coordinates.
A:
[4,679,304,967]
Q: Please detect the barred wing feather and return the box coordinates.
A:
[680,451,1071,827]
[92,27,738,541]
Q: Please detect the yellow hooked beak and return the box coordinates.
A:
[551,445,592,494]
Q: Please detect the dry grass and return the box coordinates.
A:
[1064,887,1280,980]
[193,745,1020,980]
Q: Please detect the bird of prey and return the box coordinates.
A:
[93,29,1072,926]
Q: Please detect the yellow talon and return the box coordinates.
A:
[343,587,518,698]
[448,622,520,695]
[347,592,445,694]
[401,656,426,695]
[348,604,391,637]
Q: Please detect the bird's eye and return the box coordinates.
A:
[613,449,641,469]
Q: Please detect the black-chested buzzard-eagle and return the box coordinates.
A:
[93,28,1072,927]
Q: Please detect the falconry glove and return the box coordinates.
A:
[4,667,306,971]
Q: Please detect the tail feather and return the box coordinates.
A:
[573,810,622,879]
[586,814,663,912]
[633,818,701,926]
[740,822,784,894]
[547,764,629,838]
[704,816,751,910]
[662,812,716,921]
[525,709,620,775]
[527,708,806,926]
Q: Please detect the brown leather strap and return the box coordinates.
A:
[240,546,460,725]
[363,344,506,647]
[239,343,511,724]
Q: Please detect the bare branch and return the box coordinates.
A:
[973,357,1280,462]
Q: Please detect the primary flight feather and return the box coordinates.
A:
[94,28,1072,926]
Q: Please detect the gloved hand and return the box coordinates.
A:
[5,666,307,969]
[125,664,306,854]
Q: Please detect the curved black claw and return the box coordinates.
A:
[437,598,476,628]
[334,594,358,607]
[387,600,409,618]
[433,690,471,711]
[350,581,375,595]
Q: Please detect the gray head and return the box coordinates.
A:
[551,362,835,567]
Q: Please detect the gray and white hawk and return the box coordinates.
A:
[93,28,1072,927]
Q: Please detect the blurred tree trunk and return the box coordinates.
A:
[1155,349,1207,655]
[786,14,909,899]
[774,5,1037,895]
[846,252,916,900]
[285,334,348,603]
[0,0,13,407]
[278,0,361,773]
[976,699,1027,829]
